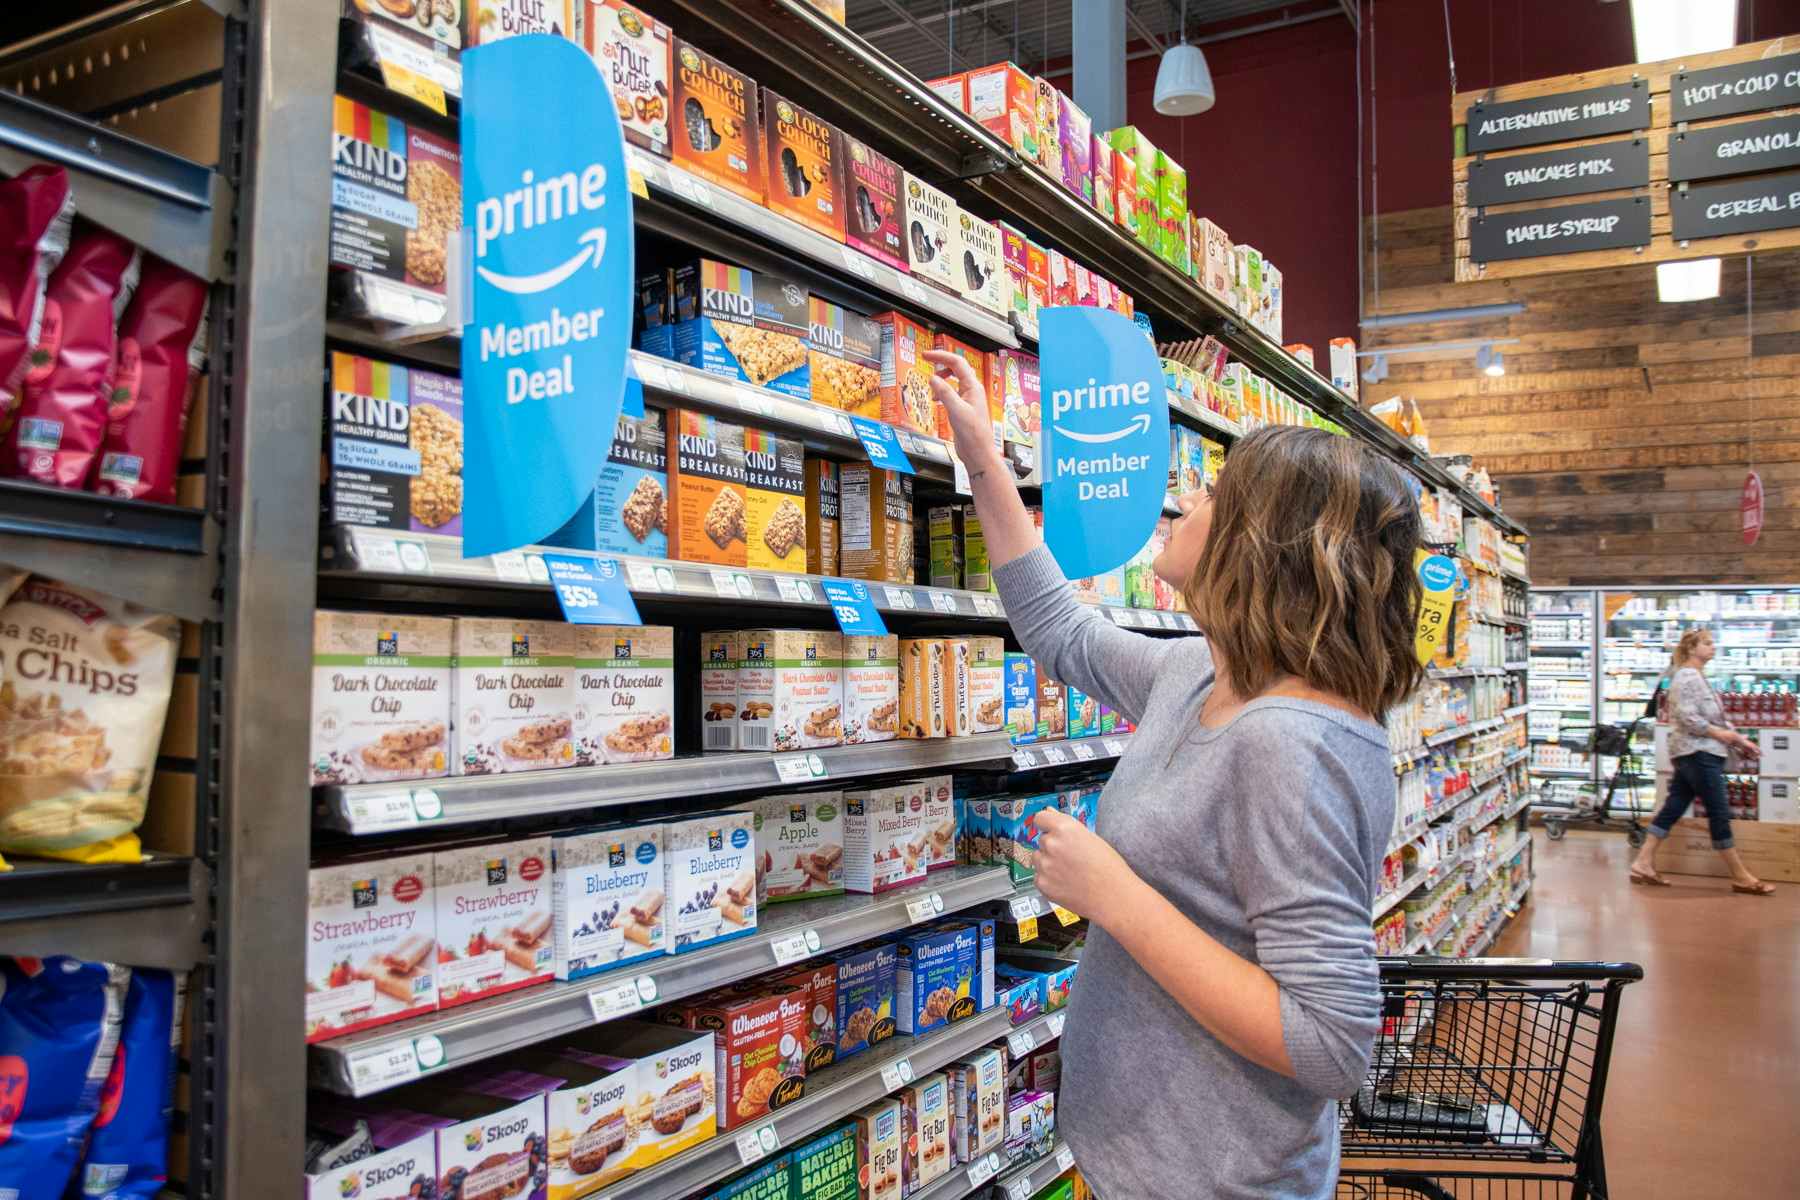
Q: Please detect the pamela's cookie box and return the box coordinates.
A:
[738,628,844,752]
[432,837,554,1008]
[581,1,672,158]
[735,791,845,904]
[771,959,839,1071]
[305,853,438,1043]
[831,942,897,1060]
[900,172,960,294]
[450,618,576,775]
[842,633,899,745]
[550,823,667,982]
[681,985,809,1129]
[842,133,904,271]
[324,351,466,539]
[764,90,845,242]
[542,407,668,558]
[1003,652,1038,745]
[671,39,762,203]
[841,782,927,894]
[899,1073,951,1192]
[947,1048,1005,1164]
[663,810,758,952]
[310,611,453,787]
[894,923,978,1036]
[569,624,674,767]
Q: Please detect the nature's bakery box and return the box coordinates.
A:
[765,90,845,241]
[305,853,438,1042]
[450,618,575,775]
[432,836,554,1009]
[671,38,762,202]
[669,409,749,567]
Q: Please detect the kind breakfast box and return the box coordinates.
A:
[671,38,762,203]
[957,211,1007,317]
[894,923,977,1035]
[739,628,844,752]
[843,633,900,745]
[325,351,465,537]
[765,90,844,241]
[329,97,461,302]
[919,774,956,870]
[583,0,672,157]
[570,624,674,767]
[841,782,926,893]
[664,810,758,952]
[683,985,809,1129]
[550,823,667,981]
[668,408,749,568]
[542,406,668,558]
[804,457,841,577]
[700,629,741,751]
[832,942,897,1059]
[744,427,808,574]
[899,1073,951,1193]
[450,618,575,775]
[432,836,554,1009]
[1003,652,1037,745]
[900,172,960,294]
[853,1098,902,1200]
[305,853,437,1042]
[808,299,881,420]
[310,611,452,787]
[842,133,905,270]
[947,1048,1005,1163]
[736,791,844,904]
[898,638,947,739]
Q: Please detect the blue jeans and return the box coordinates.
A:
[1649,751,1734,849]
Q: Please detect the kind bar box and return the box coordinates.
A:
[843,633,900,745]
[451,618,575,775]
[788,1123,859,1200]
[654,260,810,400]
[571,624,674,766]
[325,351,466,537]
[1003,652,1037,744]
[765,90,844,241]
[957,211,1007,317]
[583,1,671,157]
[873,310,935,434]
[671,39,762,202]
[808,299,881,418]
[841,782,927,893]
[585,1020,715,1167]
[543,406,668,557]
[966,62,1039,160]
[329,96,461,297]
[898,638,948,739]
[852,1098,902,1200]
[744,427,807,573]
[804,456,841,576]
[886,472,914,584]
[432,836,554,1009]
[991,348,1040,447]
[839,462,902,582]
[832,942,897,1059]
[948,1049,1005,1163]
[842,133,905,270]
[894,924,977,1035]
[664,810,757,952]
[551,823,667,981]
[737,791,844,904]
[967,637,1004,734]
[305,853,437,1042]
[684,986,809,1129]
[900,172,960,294]
[669,408,749,567]
[919,774,956,870]
[740,628,844,752]
[310,611,452,787]
[899,1074,951,1193]
[701,629,742,750]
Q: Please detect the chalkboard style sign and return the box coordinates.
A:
[1670,52,1800,123]
[1671,170,1800,241]
[1467,138,1649,206]
[1469,197,1650,262]
[1466,81,1647,152]
[1669,114,1800,183]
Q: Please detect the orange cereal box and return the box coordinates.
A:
[671,39,762,203]
[765,90,845,242]
[874,311,935,435]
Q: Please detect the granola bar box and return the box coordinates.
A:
[898,638,947,739]
[663,810,758,953]
[788,1123,859,1200]
[899,1073,951,1192]
[842,133,905,271]
[872,310,934,435]
[967,637,1005,735]
[842,633,899,745]
[303,1129,439,1200]
[899,172,960,294]
[680,986,808,1130]
[1035,676,1067,741]
[582,0,672,158]
[738,628,843,752]
[324,350,465,537]
[505,1048,639,1197]
[942,638,973,737]
[700,628,741,751]
[310,611,452,787]
[431,836,554,1009]
[651,259,809,401]
[1066,682,1099,739]
[852,1097,902,1200]
[803,456,841,577]
[966,62,1039,160]
[542,406,668,558]
[696,1153,791,1200]
[571,624,673,767]
[831,942,897,1060]
[551,822,667,981]
[305,852,438,1042]
[893,924,977,1035]
[671,38,762,203]
[842,463,905,581]
[734,791,844,905]
[571,1020,714,1167]
[807,298,881,420]
[764,90,844,242]
[840,781,926,894]
[385,1083,547,1200]
[668,407,749,568]
[450,618,576,775]
[991,794,1055,884]
[329,96,460,296]
[744,426,808,573]
[919,773,956,870]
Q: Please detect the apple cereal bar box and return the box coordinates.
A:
[842,633,899,744]
[841,781,927,893]
[551,822,667,981]
[432,836,554,1008]
[310,612,453,786]
[305,853,438,1043]
[853,1097,903,1200]
[736,791,845,904]
[739,628,844,752]
[664,810,758,952]
[450,618,575,775]
[571,624,675,766]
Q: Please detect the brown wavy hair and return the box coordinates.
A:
[1184,426,1425,717]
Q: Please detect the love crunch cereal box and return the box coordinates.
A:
[765,90,844,241]
[843,133,905,270]
[901,172,961,294]
[672,38,762,203]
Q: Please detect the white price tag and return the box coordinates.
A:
[671,171,716,210]
[587,978,646,1023]
[775,755,814,784]
[905,896,936,923]
[775,577,802,603]
[491,550,532,583]
[966,1155,998,1187]
[931,591,960,614]
[654,565,676,591]
[1103,738,1126,757]
[1046,1012,1066,1039]
[735,573,754,597]
[974,595,1000,617]
[626,562,661,592]
[346,1042,421,1094]
[952,456,972,495]
[1072,743,1096,761]
[1041,745,1069,766]
[771,931,810,966]
[711,569,740,599]
[807,753,828,778]
[1011,749,1036,770]
[1009,895,1041,920]
[840,246,879,282]
[526,555,551,583]
[741,394,775,418]
[346,791,418,833]
[899,279,931,305]
[634,359,669,390]
[395,540,431,574]
[880,1061,905,1091]
[1008,1179,1035,1200]
[1007,1028,1036,1058]
[793,580,816,603]
[355,531,405,575]
[735,1124,779,1165]
[411,789,441,821]
[1055,1145,1076,1172]
[897,1059,914,1083]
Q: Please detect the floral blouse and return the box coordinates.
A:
[1668,666,1728,760]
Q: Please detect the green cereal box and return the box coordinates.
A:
[1202,437,1226,485]
[788,1123,860,1200]
[697,1154,791,1200]
[1124,534,1156,608]
[962,504,992,592]
[1108,126,1160,249]
[1154,150,1190,272]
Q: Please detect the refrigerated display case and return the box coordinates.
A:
[1529,588,1597,808]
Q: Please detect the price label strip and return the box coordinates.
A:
[345,791,419,834]
[819,578,889,637]
[1053,906,1081,927]
[1011,749,1037,770]
[1046,1012,1067,1039]
[879,1058,913,1091]
[1006,1028,1036,1058]
[1056,1144,1077,1172]
[966,1153,999,1188]
[588,977,647,1023]
[770,931,811,966]
[1008,895,1041,920]
[1008,1179,1035,1200]
[735,1123,780,1166]
[905,896,936,923]
[1016,915,1039,942]
[346,1041,421,1095]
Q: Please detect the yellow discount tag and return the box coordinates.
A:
[379,61,448,115]
[628,168,649,199]
[1053,905,1081,926]
[1016,916,1039,943]
[1414,550,1459,665]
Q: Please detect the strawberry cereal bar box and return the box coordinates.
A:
[432,836,554,1009]
[305,853,438,1043]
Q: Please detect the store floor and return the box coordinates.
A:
[1489,829,1800,1196]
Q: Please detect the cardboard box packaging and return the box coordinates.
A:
[395,1085,546,1200]
[671,39,762,202]
[669,408,750,567]
[917,773,957,871]
[1024,240,1050,325]
[962,504,992,591]
[700,629,741,751]
[1112,147,1140,241]
[992,794,1055,882]
[324,352,466,539]
[577,1020,715,1168]
[433,836,554,1008]
[305,853,438,1042]
[899,637,948,739]
[1330,337,1359,402]
[832,942,898,1058]
[1234,244,1262,320]
[304,1130,439,1200]
[696,1154,790,1200]
[966,62,1038,160]
[924,72,967,110]
[873,310,936,434]
[310,611,453,787]
[1091,132,1115,221]
[888,471,915,584]
[1035,676,1067,740]
[804,456,841,576]
[663,810,758,952]
[1155,150,1190,272]
[543,406,669,558]
[681,985,809,1129]
[798,0,846,22]
[1047,249,1075,308]
[1056,92,1093,203]
[508,1049,639,1198]
[839,462,905,582]
[764,90,844,241]
[842,133,905,270]
[960,796,994,864]
[739,628,844,752]
[808,298,882,418]
[996,222,1033,334]
[787,1123,859,1200]
[583,1,672,158]
[900,172,961,293]
[1067,683,1100,739]
[329,97,462,296]
[943,638,974,738]
[900,1073,952,1192]
[569,624,674,767]
[771,958,839,1071]
[744,426,808,573]
[928,505,962,590]
[1032,78,1061,171]
[853,1098,903,1200]
[967,637,1005,734]
[948,1048,1005,1164]
[1004,653,1038,745]
[551,823,667,981]
[991,348,1040,447]
[956,211,1008,317]
[737,791,845,904]
[843,633,900,745]
[451,619,575,775]
[841,781,928,893]
[1107,127,1160,250]
[894,923,978,1035]
[930,334,988,441]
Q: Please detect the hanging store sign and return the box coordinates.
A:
[1743,471,1764,547]
[1671,170,1800,241]
[1467,138,1648,206]
[1468,197,1649,262]
[1465,82,1647,153]
[1669,114,1800,183]
[1670,52,1800,123]
[1413,552,1458,665]
[461,34,634,558]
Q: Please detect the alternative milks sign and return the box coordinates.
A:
[1465,82,1647,153]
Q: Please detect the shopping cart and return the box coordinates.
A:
[1337,957,1643,1199]
[1541,717,1650,846]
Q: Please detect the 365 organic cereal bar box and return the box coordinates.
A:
[919,774,956,870]
[671,38,761,203]
[744,427,807,573]
[571,624,673,766]
[841,782,926,894]
[310,611,452,787]
[804,456,840,577]
[842,633,899,745]
[967,637,1004,734]
[542,406,668,558]
[842,133,904,270]
[664,810,757,952]
[739,628,843,752]
[736,791,844,904]
[900,172,960,294]
[432,836,553,1009]
[450,618,575,775]
[808,299,881,420]
[325,351,466,537]
[668,408,749,568]
[764,90,844,241]
[582,1,672,158]
[700,629,741,751]
[551,822,667,981]
[305,853,437,1043]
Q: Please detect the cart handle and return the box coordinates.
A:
[1377,956,1644,984]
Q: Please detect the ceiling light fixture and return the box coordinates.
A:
[1629,0,1737,63]
[1476,345,1505,377]
[1657,258,1723,302]
[1154,0,1216,116]
[1361,353,1389,384]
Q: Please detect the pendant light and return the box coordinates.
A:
[1154,0,1215,116]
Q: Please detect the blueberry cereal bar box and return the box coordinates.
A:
[550,823,667,981]
[431,837,553,1008]
[840,782,926,893]
[570,624,674,767]
[664,810,758,952]
[894,924,977,1035]
[1003,652,1038,745]
[739,628,844,752]
[735,791,844,904]
[899,1073,950,1193]
[305,853,437,1042]
[831,942,897,1059]
[450,618,575,775]
[310,611,452,786]
[842,633,899,745]
[700,629,741,751]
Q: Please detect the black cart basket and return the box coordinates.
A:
[1337,957,1644,1199]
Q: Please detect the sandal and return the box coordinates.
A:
[1732,879,1776,896]
[1629,868,1672,887]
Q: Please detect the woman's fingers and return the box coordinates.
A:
[921,347,982,395]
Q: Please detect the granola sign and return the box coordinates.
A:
[462,33,633,557]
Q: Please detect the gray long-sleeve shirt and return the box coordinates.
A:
[994,546,1392,1199]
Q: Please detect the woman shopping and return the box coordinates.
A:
[1628,628,1775,894]
[922,351,1424,1200]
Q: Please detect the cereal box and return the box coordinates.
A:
[551,823,667,981]
[900,172,961,294]
[947,1048,1005,1164]
[1154,150,1189,271]
[965,637,1004,734]
[900,1074,951,1192]
[736,791,844,904]
[873,310,935,434]
[671,39,762,203]
[668,408,749,568]
[919,774,956,869]
[996,222,1031,333]
[450,618,575,775]
[1112,147,1139,240]
[1066,683,1100,739]
[852,1098,902,1200]
[1125,533,1156,608]
[583,1,671,158]
[701,629,741,751]
[663,810,758,952]
[570,624,674,767]
[395,1086,545,1200]
[966,62,1038,160]
[1202,436,1226,486]
[697,1154,790,1200]
[804,456,841,576]
[543,406,668,557]
[1233,244,1262,320]
[1330,337,1359,401]
[961,796,993,864]
[894,924,977,1035]
[924,72,967,110]
[898,638,947,739]
[787,1123,859,1200]
[744,427,807,573]
[839,462,904,582]
[1091,132,1115,220]
[929,333,986,440]
[329,97,461,299]
[843,633,899,745]
[1056,93,1093,202]
[1047,250,1074,308]
[1003,653,1037,745]
[739,628,843,752]
[1032,78,1061,170]
[832,942,897,1059]
[1035,676,1067,741]
[1107,127,1158,250]
[956,211,1007,317]
[570,1020,713,1167]
[324,351,465,538]
[1197,217,1233,302]
[465,1,573,44]
[771,959,838,1071]
[432,836,554,1009]
[310,611,452,787]
[683,986,808,1129]
[842,133,905,271]
[808,299,881,419]
[990,348,1039,448]
[841,782,927,893]
[305,853,437,1043]
[765,90,844,241]
[992,794,1055,883]
[1024,240,1050,323]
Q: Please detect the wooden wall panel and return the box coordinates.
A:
[1365,205,1800,586]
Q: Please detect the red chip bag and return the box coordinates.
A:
[0,166,74,422]
[2,220,140,487]
[93,256,207,503]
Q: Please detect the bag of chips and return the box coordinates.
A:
[73,969,184,1198]
[93,256,207,504]
[0,166,74,424]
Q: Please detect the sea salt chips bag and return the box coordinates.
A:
[94,255,208,504]
[0,165,73,422]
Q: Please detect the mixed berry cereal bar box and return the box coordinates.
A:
[840,782,926,894]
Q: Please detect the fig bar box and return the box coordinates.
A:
[948,1048,1005,1164]
[450,618,575,775]
[832,942,897,1059]
[739,628,844,752]
[669,408,749,568]
[683,986,809,1129]
[899,1073,951,1193]
[843,633,899,745]
[542,406,668,558]
[571,624,674,767]
[842,133,905,271]
[325,351,466,537]
[900,172,960,294]
[551,823,667,981]
[432,836,554,1009]
[329,96,461,298]
[765,90,845,241]
[744,426,808,574]
[671,39,762,202]
[583,0,672,158]
[853,1097,903,1200]
[309,611,452,787]
[736,791,844,904]
[700,629,741,750]
[664,810,758,952]
[808,299,881,419]
[841,781,927,893]
[804,457,841,577]
[305,853,437,1043]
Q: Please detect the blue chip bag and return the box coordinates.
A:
[75,968,184,1198]
[0,957,128,1200]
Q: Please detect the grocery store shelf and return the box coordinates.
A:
[1502,748,1530,769]
[1503,704,1530,719]
[1530,640,1590,649]
[1009,733,1131,772]
[317,733,1016,835]
[0,857,210,971]
[1504,661,1530,671]
[309,866,1017,1096]
[1373,877,1419,921]
[983,1141,1078,1200]
[1392,745,1430,772]
[1423,716,1505,748]
[1097,605,1198,632]
[1531,610,1589,619]
[1428,666,1508,680]
[1167,389,1244,441]
[1385,814,1429,857]
[1530,765,1592,778]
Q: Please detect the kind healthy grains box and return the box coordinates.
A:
[807,298,881,419]
[542,406,667,558]
[671,38,761,202]
[647,260,810,400]
[329,96,462,300]
[570,624,674,766]
[325,351,465,536]
[309,611,452,787]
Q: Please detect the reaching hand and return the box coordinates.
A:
[1029,808,1137,927]
[921,349,1002,471]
